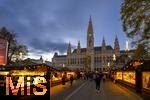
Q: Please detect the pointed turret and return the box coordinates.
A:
[114,35,120,56]
[67,41,72,55]
[102,36,106,49]
[77,40,81,54]
[40,56,44,63]
[40,56,43,61]
[88,16,93,32]
[53,52,58,57]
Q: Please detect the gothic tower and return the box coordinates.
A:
[86,16,94,71]
[101,36,106,66]
[87,16,94,53]
[77,40,81,69]
[67,41,71,55]
[77,40,81,54]
[114,35,120,56]
[102,36,106,50]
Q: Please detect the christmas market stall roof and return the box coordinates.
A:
[0,64,59,72]
[122,60,150,71]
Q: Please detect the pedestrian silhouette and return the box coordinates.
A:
[95,72,103,93]
[103,74,106,82]
[62,74,66,85]
[70,75,74,86]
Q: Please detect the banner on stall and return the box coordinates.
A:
[0,39,8,65]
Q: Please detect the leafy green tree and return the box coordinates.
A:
[0,27,28,64]
[132,43,147,60]
[60,66,70,71]
[121,0,150,55]
[116,54,128,64]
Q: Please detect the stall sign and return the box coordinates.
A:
[116,72,123,80]
[123,71,135,84]
[142,72,150,90]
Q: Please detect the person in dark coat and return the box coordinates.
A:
[70,75,74,86]
[62,74,66,85]
[95,72,103,93]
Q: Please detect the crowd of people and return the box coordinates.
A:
[61,70,108,93]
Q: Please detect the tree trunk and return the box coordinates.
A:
[6,41,10,65]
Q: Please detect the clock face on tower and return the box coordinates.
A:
[89,34,92,36]
[89,39,92,46]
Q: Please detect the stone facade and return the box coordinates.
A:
[52,17,133,71]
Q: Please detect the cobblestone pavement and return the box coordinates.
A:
[50,79,144,100]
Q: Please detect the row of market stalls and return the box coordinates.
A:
[0,64,76,87]
[111,60,150,95]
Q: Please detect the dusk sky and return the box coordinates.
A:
[0,0,131,61]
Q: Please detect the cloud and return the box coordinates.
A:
[0,0,127,60]
[29,38,67,53]
[0,0,87,45]
[28,38,76,53]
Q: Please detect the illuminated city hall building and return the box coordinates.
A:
[52,17,133,71]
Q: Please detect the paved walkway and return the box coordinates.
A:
[50,79,144,100]
[50,79,86,100]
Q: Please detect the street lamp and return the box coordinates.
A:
[112,54,116,70]
[62,64,65,68]
[107,62,110,71]
[108,62,110,67]
[19,52,23,60]
[113,54,116,61]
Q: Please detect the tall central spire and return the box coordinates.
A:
[87,16,94,50]
[87,16,93,35]
[86,16,94,71]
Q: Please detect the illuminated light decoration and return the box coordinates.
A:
[27,77,30,95]
[62,64,65,68]
[133,61,143,67]
[123,72,135,84]
[33,77,47,95]
[125,40,129,51]
[116,72,123,80]
[19,52,23,60]
[6,76,48,96]
[0,39,8,65]
[33,77,47,85]
[113,54,116,61]
[142,72,150,90]
[0,71,9,75]
[6,77,24,95]
[107,62,110,67]
[11,70,45,76]
[51,72,76,82]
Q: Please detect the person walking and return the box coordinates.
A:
[70,75,74,86]
[103,74,106,82]
[62,74,66,85]
[95,72,103,93]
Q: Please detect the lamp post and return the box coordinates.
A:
[62,64,65,68]
[112,54,116,70]
[107,62,110,71]
[19,52,23,60]
[113,54,116,61]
